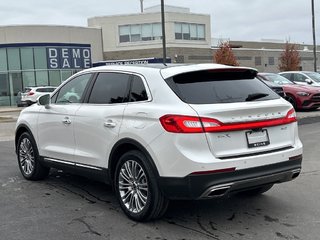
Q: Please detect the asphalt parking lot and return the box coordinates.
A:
[0,108,320,240]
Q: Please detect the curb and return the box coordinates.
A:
[298,116,320,125]
[0,117,16,123]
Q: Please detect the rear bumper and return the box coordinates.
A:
[300,100,320,109]
[158,155,302,200]
[21,100,35,106]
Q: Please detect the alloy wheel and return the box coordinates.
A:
[19,138,35,175]
[118,160,149,214]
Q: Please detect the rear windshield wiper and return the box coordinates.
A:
[246,93,269,101]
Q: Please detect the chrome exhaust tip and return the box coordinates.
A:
[291,168,301,179]
[202,184,232,199]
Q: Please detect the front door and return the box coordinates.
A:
[37,73,93,161]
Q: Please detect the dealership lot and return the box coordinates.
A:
[0,111,319,239]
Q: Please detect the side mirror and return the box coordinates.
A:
[37,94,51,108]
[306,79,313,85]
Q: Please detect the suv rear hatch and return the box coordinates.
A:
[163,67,296,159]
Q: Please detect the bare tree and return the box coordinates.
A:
[213,41,239,66]
[278,42,301,71]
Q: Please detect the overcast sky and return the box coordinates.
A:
[0,0,318,44]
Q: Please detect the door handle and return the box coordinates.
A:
[62,117,71,125]
[104,120,117,128]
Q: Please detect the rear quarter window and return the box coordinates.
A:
[165,70,279,104]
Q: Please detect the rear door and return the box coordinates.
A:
[166,70,295,158]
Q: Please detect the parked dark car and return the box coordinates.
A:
[260,79,286,98]
[257,73,320,110]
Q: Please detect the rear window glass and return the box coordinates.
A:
[36,88,55,92]
[165,70,279,104]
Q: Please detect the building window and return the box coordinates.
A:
[0,49,8,71]
[34,48,47,69]
[268,57,275,66]
[0,73,10,106]
[21,48,34,70]
[141,24,152,41]
[119,23,162,43]
[255,57,262,66]
[22,71,36,87]
[175,22,205,41]
[0,44,91,106]
[7,48,21,70]
[49,70,62,86]
[35,71,49,86]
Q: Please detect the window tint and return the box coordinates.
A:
[56,74,92,104]
[36,88,46,92]
[293,73,307,82]
[36,88,56,93]
[165,71,279,104]
[88,72,130,104]
[280,73,291,80]
[130,76,148,102]
[305,72,320,82]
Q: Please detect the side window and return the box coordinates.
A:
[56,74,92,104]
[294,74,307,82]
[36,88,45,93]
[88,72,130,104]
[130,76,148,102]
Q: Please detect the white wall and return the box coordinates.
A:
[88,12,211,52]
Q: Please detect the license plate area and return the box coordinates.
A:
[246,129,270,148]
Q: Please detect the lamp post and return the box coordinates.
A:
[140,0,144,13]
[311,0,317,71]
[161,0,167,65]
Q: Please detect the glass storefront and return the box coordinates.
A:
[0,43,91,106]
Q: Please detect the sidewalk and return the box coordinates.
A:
[0,107,24,123]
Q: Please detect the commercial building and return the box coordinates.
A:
[88,5,212,64]
[213,40,320,73]
[0,5,319,106]
[0,25,103,106]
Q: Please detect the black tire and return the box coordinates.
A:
[17,132,50,180]
[286,95,297,110]
[240,184,274,196]
[114,150,169,221]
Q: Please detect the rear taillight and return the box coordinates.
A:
[28,91,35,96]
[160,108,297,134]
[159,115,203,133]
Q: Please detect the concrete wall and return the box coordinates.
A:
[212,47,320,73]
[0,25,103,62]
[103,47,213,64]
[88,12,211,52]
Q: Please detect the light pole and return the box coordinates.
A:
[311,0,317,71]
[140,0,144,13]
[161,0,167,65]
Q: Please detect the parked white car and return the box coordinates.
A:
[15,64,303,221]
[21,86,56,106]
[279,71,320,87]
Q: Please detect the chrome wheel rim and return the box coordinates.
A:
[118,160,148,214]
[19,138,35,175]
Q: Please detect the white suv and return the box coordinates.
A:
[21,86,56,106]
[15,64,303,221]
[279,71,320,87]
